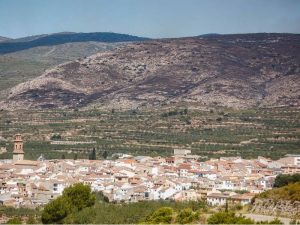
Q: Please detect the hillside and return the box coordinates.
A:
[0,32,149,54]
[257,182,300,202]
[2,33,299,110]
[0,36,11,42]
[0,42,122,100]
[251,182,300,218]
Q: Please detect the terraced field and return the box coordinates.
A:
[0,105,299,160]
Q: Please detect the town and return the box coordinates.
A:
[0,134,299,208]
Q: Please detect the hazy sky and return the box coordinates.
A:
[0,0,299,38]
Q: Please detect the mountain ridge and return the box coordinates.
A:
[1,33,300,110]
[0,36,11,42]
[0,32,150,54]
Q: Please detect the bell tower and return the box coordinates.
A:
[13,134,24,162]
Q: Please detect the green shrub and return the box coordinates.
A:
[207,212,254,224]
[6,217,22,224]
[142,207,174,224]
[175,208,199,224]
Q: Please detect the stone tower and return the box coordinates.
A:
[13,134,24,162]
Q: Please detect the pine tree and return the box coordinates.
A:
[102,150,108,159]
[225,199,228,213]
[89,148,96,160]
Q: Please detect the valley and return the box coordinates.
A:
[0,105,299,160]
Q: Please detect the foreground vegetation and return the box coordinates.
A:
[40,184,207,224]
[3,183,286,224]
[0,184,207,224]
[0,206,39,224]
[4,183,299,224]
[0,105,299,160]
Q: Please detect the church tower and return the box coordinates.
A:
[13,134,24,162]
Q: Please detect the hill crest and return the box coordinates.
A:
[0,32,149,54]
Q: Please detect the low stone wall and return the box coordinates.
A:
[251,198,300,219]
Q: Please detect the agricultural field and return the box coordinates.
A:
[0,105,299,160]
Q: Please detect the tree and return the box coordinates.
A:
[274,174,300,187]
[50,134,61,140]
[41,196,71,224]
[216,117,222,122]
[61,154,65,159]
[41,183,96,224]
[63,183,96,211]
[225,199,229,212]
[102,150,108,159]
[89,148,96,160]
[183,108,188,115]
[74,153,78,160]
[95,191,109,203]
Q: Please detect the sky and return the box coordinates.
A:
[0,0,299,39]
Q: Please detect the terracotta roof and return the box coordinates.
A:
[119,159,137,164]
[14,160,38,166]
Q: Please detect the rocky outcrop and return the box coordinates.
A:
[251,198,300,219]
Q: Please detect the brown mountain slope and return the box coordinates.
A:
[1,33,300,110]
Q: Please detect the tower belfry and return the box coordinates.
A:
[13,134,24,162]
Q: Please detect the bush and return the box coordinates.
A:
[41,196,71,224]
[208,212,284,224]
[72,200,205,224]
[6,217,22,224]
[175,208,199,224]
[207,212,254,224]
[266,218,283,224]
[257,218,283,224]
[142,207,174,224]
[50,134,61,140]
[216,117,222,122]
[26,215,37,224]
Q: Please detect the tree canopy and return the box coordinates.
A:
[273,173,300,187]
[41,183,95,224]
[89,148,97,160]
